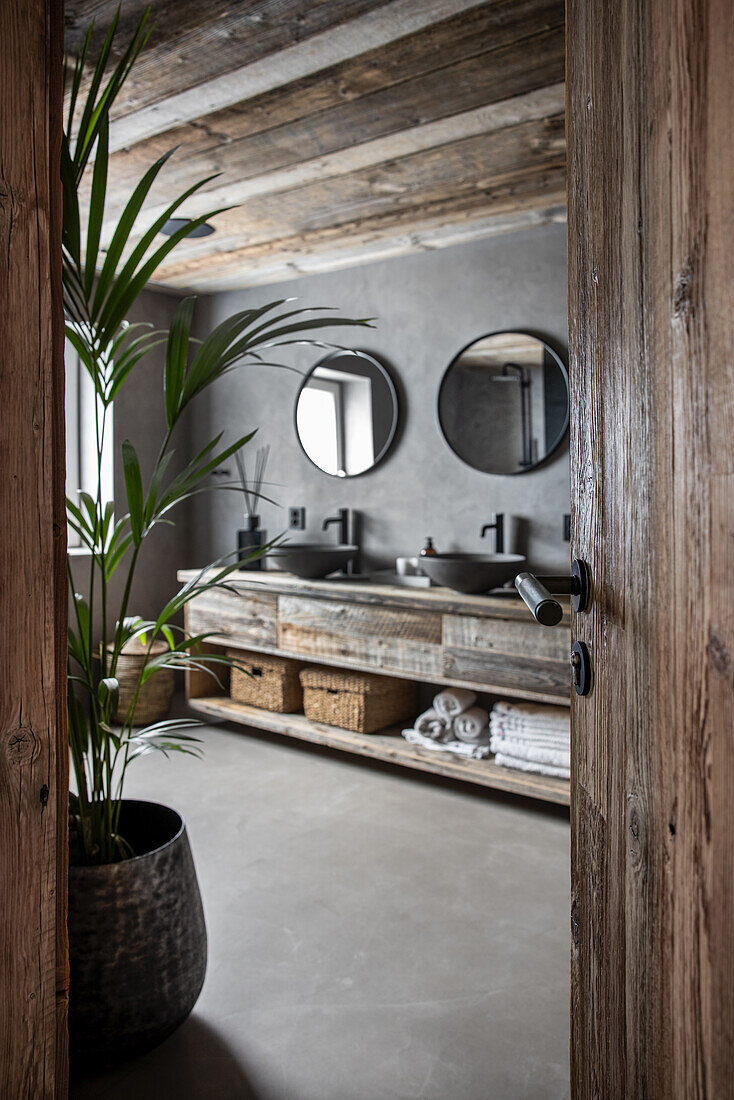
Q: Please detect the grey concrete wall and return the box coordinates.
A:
[113,286,203,620]
[189,224,570,575]
[69,285,198,635]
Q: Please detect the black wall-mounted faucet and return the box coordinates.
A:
[481,513,504,554]
[322,508,349,545]
[322,508,358,574]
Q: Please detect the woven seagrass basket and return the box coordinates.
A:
[106,637,174,726]
[300,666,416,734]
[228,649,303,712]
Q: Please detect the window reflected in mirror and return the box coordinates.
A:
[295,351,398,477]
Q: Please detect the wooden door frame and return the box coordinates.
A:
[567,0,733,1094]
[2,0,732,1095]
[0,0,68,1095]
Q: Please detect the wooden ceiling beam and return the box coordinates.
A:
[152,113,565,254]
[154,163,566,289]
[108,85,564,240]
[66,0,390,118]
[156,206,567,291]
[77,0,490,151]
[67,1,568,292]
[92,0,563,202]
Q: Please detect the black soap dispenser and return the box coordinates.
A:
[420,537,437,557]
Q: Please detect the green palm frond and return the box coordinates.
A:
[64,10,373,865]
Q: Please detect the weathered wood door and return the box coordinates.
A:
[0,0,68,1095]
[567,0,733,1095]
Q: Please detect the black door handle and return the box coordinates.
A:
[514,559,591,626]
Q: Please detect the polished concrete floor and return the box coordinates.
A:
[71,720,571,1100]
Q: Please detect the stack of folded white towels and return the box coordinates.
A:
[402,688,490,760]
[489,701,570,778]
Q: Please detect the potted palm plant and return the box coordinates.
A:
[64,11,369,1064]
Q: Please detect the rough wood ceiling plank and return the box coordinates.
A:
[115,85,565,241]
[156,165,567,289]
[65,0,567,290]
[156,113,565,253]
[69,0,489,149]
[158,205,566,291]
[66,0,394,120]
[92,0,563,205]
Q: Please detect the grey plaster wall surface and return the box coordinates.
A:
[119,288,205,621]
[189,224,570,574]
[69,286,196,634]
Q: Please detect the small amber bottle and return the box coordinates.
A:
[420,537,437,556]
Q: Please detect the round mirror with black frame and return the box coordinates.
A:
[295,350,399,478]
[438,331,569,476]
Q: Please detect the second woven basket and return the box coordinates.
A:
[300,666,416,734]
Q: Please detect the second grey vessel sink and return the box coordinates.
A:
[418,552,526,595]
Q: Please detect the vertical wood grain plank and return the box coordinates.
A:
[50,0,69,1087]
[567,0,627,1091]
[568,0,734,1095]
[0,0,67,1095]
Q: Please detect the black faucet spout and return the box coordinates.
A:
[322,508,349,545]
[322,508,359,573]
[480,513,505,554]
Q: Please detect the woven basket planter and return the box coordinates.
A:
[300,666,416,734]
[106,637,174,726]
[228,649,303,712]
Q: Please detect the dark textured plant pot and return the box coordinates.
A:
[68,800,207,1066]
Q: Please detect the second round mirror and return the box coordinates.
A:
[438,331,569,475]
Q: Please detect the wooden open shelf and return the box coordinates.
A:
[188,695,570,808]
[182,571,571,807]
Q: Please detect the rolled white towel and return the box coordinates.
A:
[434,688,477,722]
[489,736,569,768]
[493,752,570,779]
[453,707,489,744]
[414,707,450,742]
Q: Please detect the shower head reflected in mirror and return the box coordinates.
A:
[437,331,569,476]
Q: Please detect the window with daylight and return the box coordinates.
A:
[296,375,344,476]
[65,336,114,549]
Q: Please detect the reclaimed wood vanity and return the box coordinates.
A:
[179,570,571,806]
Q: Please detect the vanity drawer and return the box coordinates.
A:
[277,595,443,679]
[443,615,570,699]
[185,587,278,649]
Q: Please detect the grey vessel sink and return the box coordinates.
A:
[267,543,358,579]
[419,552,526,595]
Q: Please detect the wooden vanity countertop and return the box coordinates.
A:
[177,568,572,625]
